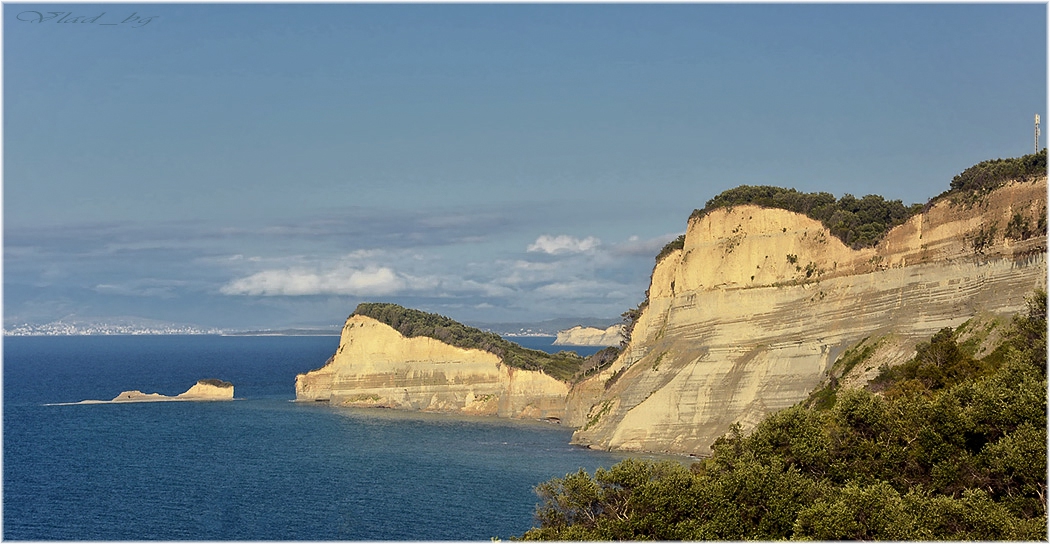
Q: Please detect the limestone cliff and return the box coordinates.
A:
[295,315,570,419]
[568,178,1047,455]
[554,325,624,346]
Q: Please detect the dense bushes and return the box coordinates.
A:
[521,291,1047,540]
[946,149,1047,200]
[685,151,1047,250]
[690,186,922,249]
[351,303,586,382]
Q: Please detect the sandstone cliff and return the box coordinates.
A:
[554,325,624,346]
[295,315,570,419]
[567,178,1047,455]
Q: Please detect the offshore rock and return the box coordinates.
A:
[295,315,569,420]
[568,179,1047,455]
[63,379,234,404]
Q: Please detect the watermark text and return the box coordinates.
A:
[16,11,158,28]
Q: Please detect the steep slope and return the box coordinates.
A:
[568,177,1047,455]
[295,313,571,419]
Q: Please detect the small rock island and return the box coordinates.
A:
[64,379,234,405]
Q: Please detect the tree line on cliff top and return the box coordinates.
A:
[668,149,1048,254]
[351,302,589,382]
[520,291,1047,541]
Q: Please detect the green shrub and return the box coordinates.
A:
[690,186,919,249]
[947,149,1047,198]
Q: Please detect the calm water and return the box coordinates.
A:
[3,335,621,540]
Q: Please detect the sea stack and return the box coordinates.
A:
[66,379,235,404]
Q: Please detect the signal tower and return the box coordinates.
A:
[1036,114,1041,153]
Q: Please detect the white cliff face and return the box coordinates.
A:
[553,325,624,346]
[568,179,1048,455]
[295,315,570,420]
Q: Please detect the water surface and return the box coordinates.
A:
[4,335,622,540]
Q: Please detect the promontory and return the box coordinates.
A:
[295,303,590,419]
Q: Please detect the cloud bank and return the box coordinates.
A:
[220,267,405,296]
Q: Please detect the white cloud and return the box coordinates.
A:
[220,266,405,296]
[527,234,601,255]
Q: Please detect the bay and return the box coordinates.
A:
[3,335,622,540]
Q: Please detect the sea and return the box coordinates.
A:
[3,335,623,540]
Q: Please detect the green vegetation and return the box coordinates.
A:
[198,378,232,388]
[943,149,1047,204]
[690,186,921,249]
[655,234,686,263]
[351,303,586,382]
[521,291,1047,540]
[971,222,999,255]
[619,302,647,348]
[574,346,621,381]
[685,151,1046,251]
[805,337,879,411]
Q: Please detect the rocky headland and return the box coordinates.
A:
[553,325,624,346]
[295,305,580,419]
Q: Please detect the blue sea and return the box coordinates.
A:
[3,335,621,540]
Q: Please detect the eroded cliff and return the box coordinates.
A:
[568,178,1047,455]
[295,315,570,419]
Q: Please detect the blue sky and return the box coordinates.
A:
[4,3,1047,330]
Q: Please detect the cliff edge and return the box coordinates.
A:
[568,175,1047,455]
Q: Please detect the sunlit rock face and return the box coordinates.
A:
[568,179,1047,455]
[295,315,569,420]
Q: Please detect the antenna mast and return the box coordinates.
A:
[1036,114,1041,152]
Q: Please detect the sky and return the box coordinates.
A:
[4,3,1047,330]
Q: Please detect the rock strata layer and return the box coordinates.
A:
[554,325,624,346]
[295,315,569,419]
[567,179,1047,455]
